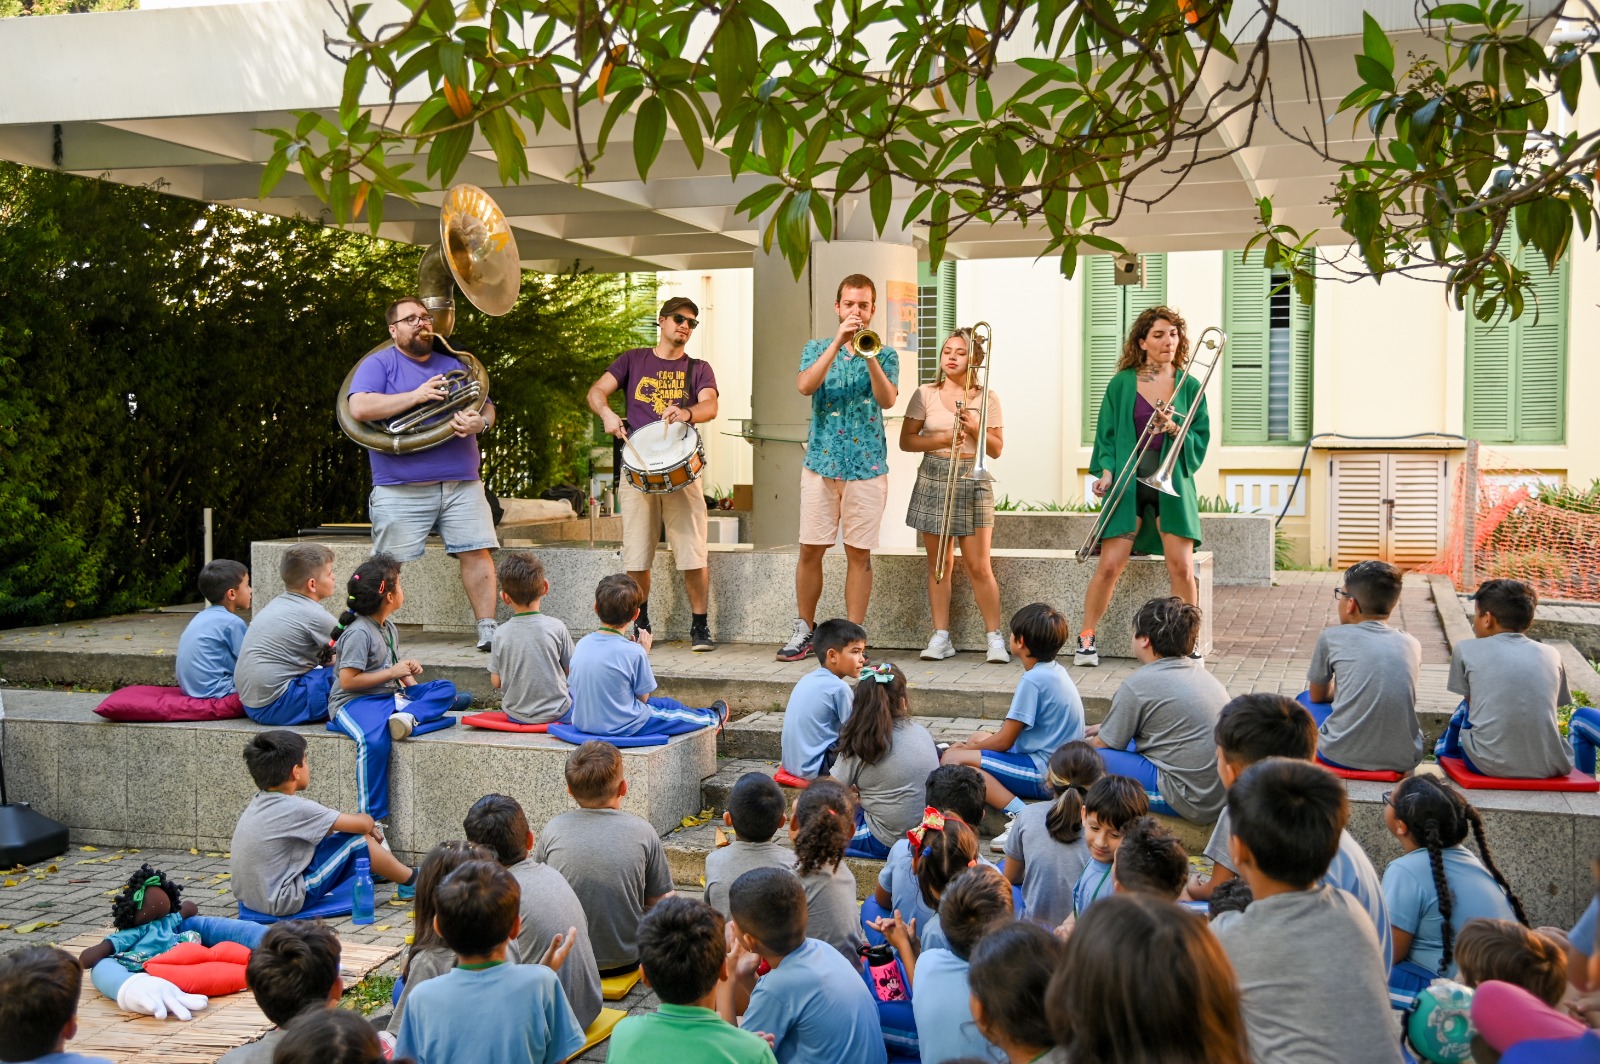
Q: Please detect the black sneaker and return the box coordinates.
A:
[1073,634,1100,667]
[631,620,651,641]
[691,620,716,652]
[777,618,814,661]
[711,699,730,727]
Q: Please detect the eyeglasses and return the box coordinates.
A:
[1381,789,1394,808]
[1333,587,1362,611]
[393,312,434,328]
[668,313,700,329]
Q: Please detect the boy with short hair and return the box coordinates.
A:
[1088,596,1229,823]
[569,574,728,736]
[873,764,989,936]
[218,920,341,1064]
[463,793,603,1028]
[1187,693,1392,963]
[942,603,1085,845]
[536,741,677,976]
[488,552,576,725]
[1074,775,1149,915]
[1302,559,1423,774]
[609,897,779,1064]
[1215,759,1399,1064]
[394,860,586,1064]
[1454,918,1570,1006]
[176,559,252,700]
[706,772,798,916]
[1112,816,1189,901]
[780,618,867,780]
[0,946,113,1064]
[1438,579,1574,778]
[229,729,416,917]
[718,867,887,1064]
[234,543,339,726]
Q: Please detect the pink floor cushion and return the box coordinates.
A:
[144,941,252,995]
[462,711,551,733]
[95,686,246,723]
[1314,756,1405,783]
[1438,756,1600,792]
[546,723,668,748]
[773,767,812,789]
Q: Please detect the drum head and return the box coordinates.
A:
[624,420,698,471]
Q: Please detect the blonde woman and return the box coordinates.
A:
[900,328,1006,663]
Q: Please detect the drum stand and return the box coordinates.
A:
[0,694,69,867]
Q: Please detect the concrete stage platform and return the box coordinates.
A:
[252,539,1214,660]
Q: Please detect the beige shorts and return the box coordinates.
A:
[799,468,889,549]
[621,482,709,572]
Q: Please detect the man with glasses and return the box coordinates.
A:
[347,296,500,650]
[586,297,721,650]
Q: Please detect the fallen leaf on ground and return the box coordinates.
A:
[14,921,60,934]
[79,846,100,852]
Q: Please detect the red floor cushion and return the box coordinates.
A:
[462,711,551,733]
[1438,756,1600,792]
[1315,756,1405,783]
[95,686,245,723]
[144,941,252,995]
[773,767,812,789]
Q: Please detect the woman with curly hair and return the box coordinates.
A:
[789,779,866,963]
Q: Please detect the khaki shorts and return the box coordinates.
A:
[799,468,889,549]
[621,482,709,571]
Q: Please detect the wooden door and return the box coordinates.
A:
[1330,453,1448,567]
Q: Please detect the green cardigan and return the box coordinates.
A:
[1088,368,1210,553]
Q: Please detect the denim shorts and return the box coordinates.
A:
[368,481,499,560]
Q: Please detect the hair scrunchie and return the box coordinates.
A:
[861,662,895,684]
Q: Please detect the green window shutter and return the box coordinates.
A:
[1288,265,1314,444]
[1082,255,1125,444]
[1222,252,1270,445]
[1514,257,1567,443]
[937,260,958,338]
[1466,315,1517,442]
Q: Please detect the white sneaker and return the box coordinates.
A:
[1074,634,1100,667]
[985,631,1010,664]
[920,631,957,660]
[990,816,1016,854]
[476,618,497,653]
[388,711,417,741]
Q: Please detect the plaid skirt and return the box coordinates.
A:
[906,453,995,537]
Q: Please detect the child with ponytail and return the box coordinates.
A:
[1002,740,1103,927]
[791,779,868,963]
[1382,774,1527,1003]
[871,808,982,957]
[327,553,470,821]
[834,663,941,860]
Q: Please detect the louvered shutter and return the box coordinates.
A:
[1082,256,1125,443]
[1388,455,1448,564]
[1465,313,1516,442]
[1289,268,1314,443]
[937,260,958,340]
[1332,454,1386,567]
[1515,257,1566,443]
[1223,252,1271,445]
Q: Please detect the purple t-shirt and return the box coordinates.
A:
[604,348,718,429]
[348,345,484,485]
[1133,392,1166,451]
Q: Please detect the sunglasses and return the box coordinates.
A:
[668,312,700,329]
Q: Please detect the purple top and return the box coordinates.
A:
[604,347,718,429]
[1133,391,1166,451]
[348,345,484,485]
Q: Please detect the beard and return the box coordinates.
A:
[398,330,434,359]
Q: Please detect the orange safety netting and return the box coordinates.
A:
[1420,450,1600,602]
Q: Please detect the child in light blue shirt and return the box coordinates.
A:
[569,574,726,736]
[779,619,867,779]
[0,946,115,1064]
[175,559,251,699]
[1074,776,1148,917]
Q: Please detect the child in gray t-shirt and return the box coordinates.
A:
[489,552,576,724]
[1436,579,1573,779]
[789,781,867,963]
[706,773,798,916]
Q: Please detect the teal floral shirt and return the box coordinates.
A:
[799,338,899,481]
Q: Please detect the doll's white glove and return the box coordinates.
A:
[116,972,209,1020]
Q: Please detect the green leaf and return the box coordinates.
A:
[735,181,788,219]
[868,171,891,234]
[633,96,667,181]
[258,150,291,199]
[1362,13,1394,73]
[661,91,704,169]
[926,193,950,265]
[1354,55,1395,94]
[1425,3,1483,22]
[426,125,473,184]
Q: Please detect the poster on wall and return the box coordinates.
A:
[885,279,917,354]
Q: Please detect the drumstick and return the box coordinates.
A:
[621,433,649,470]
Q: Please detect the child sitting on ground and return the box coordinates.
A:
[327,553,467,822]
[387,841,496,1037]
[1112,816,1189,901]
[220,920,341,1064]
[1074,775,1150,916]
[899,865,1013,1064]
[719,867,887,1064]
[833,663,940,859]
[1003,740,1103,928]
[176,559,251,700]
[1454,918,1569,1008]
[569,574,728,736]
[610,897,779,1064]
[790,779,868,962]
[942,603,1085,849]
[1187,693,1392,964]
[1437,578,1574,779]
[1301,559,1424,774]
[0,946,113,1064]
[488,551,576,725]
[1215,758,1398,1063]
[706,773,797,917]
[536,741,676,978]
[872,764,988,942]
[234,543,338,725]
[780,619,868,780]
[1383,775,1528,1002]
[463,794,601,1028]
[273,1010,388,1064]
[874,807,982,954]
[394,860,586,1064]
[968,921,1066,1064]
[229,729,416,917]
[1088,596,1229,824]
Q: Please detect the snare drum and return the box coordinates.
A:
[621,419,707,495]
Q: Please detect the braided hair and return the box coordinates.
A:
[836,663,909,766]
[793,779,854,878]
[327,553,403,654]
[1045,741,1105,844]
[110,864,183,930]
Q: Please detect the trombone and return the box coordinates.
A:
[1074,326,1226,563]
[934,322,997,583]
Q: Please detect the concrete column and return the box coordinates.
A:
[749,239,919,549]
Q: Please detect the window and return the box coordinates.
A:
[1081,253,1169,444]
[917,260,957,384]
[1465,239,1568,444]
[1222,252,1312,446]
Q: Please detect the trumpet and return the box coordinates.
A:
[854,328,883,356]
[1075,326,1225,562]
[934,322,996,583]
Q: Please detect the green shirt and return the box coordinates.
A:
[608,1004,778,1064]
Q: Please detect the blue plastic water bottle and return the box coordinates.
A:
[352,858,376,925]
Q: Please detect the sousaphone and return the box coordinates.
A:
[337,183,521,454]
